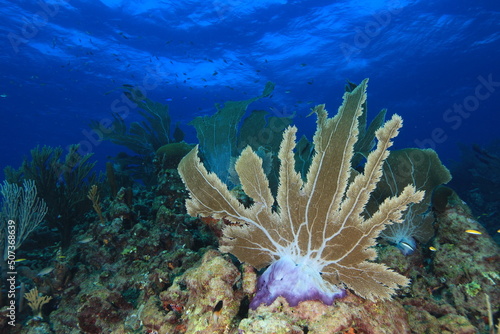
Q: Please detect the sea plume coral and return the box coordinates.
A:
[178,79,424,308]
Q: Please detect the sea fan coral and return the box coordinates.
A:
[178,79,424,308]
[375,148,451,255]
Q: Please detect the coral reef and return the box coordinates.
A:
[35,174,212,334]
[1,82,497,334]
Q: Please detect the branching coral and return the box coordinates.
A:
[25,287,53,319]
[0,180,48,260]
[4,145,97,249]
[90,85,181,184]
[178,79,424,308]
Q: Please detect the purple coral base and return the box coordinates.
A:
[249,257,346,309]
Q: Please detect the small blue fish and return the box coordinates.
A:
[398,240,416,255]
[37,267,55,277]
[78,237,93,244]
[395,236,417,256]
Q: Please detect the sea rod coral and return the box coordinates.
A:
[178,79,424,309]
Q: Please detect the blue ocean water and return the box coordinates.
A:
[0,0,498,174]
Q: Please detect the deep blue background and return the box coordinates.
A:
[1,0,499,174]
